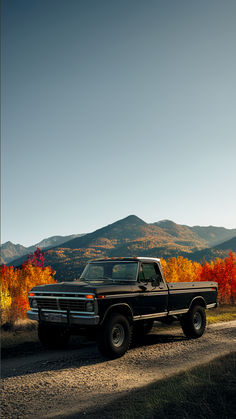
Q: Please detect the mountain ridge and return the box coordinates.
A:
[5,215,236,281]
[0,234,84,264]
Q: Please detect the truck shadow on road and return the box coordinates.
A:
[2,331,187,380]
[131,331,186,348]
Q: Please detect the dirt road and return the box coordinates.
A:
[1,321,236,418]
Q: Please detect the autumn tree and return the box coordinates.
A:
[199,251,236,304]
[0,248,56,324]
[161,252,236,304]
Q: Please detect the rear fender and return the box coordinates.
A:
[188,296,206,311]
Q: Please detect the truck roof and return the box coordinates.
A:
[89,257,161,263]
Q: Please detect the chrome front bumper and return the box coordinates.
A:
[27,310,100,326]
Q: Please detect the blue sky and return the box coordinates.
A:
[1,0,236,246]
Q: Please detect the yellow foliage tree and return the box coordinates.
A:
[0,249,56,324]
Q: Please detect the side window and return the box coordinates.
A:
[139,263,163,283]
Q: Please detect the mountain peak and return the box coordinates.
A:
[114,215,147,226]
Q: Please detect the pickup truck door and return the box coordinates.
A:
[132,262,168,318]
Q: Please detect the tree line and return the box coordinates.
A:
[1,249,235,324]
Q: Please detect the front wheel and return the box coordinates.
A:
[97,313,132,359]
[181,305,206,339]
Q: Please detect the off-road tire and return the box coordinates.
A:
[38,323,70,349]
[97,313,132,359]
[181,305,206,339]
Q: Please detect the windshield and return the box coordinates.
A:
[80,261,139,282]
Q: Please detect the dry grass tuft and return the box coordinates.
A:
[207,304,236,324]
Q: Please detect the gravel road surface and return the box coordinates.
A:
[1,320,236,418]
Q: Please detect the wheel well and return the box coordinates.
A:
[101,304,133,325]
[189,297,206,310]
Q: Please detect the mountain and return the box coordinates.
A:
[213,236,236,252]
[31,234,84,252]
[153,220,208,248]
[0,241,28,265]
[6,215,236,282]
[155,220,236,248]
[52,215,208,256]
[61,215,149,249]
[190,225,236,247]
[0,234,84,264]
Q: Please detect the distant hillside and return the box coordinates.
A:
[31,234,84,253]
[0,242,28,265]
[7,215,236,282]
[182,237,236,263]
[153,220,208,248]
[213,236,236,251]
[190,225,236,247]
[1,234,84,264]
[155,220,236,248]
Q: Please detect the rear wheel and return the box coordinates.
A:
[181,305,206,338]
[97,313,132,359]
[38,323,70,349]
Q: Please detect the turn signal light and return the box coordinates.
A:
[85,294,94,299]
[28,292,35,297]
[98,295,105,299]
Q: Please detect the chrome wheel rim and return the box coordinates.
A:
[111,324,125,347]
[193,312,202,330]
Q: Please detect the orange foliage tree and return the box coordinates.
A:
[161,252,236,304]
[0,248,56,324]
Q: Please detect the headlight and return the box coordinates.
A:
[86,301,94,312]
[31,299,38,308]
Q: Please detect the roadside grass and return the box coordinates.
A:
[1,320,38,352]
[206,304,236,324]
[88,352,236,419]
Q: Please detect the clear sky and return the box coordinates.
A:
[1,0,236,246]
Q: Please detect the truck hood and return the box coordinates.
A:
[31,281,135,295]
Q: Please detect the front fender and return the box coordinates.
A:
[100,303,134,325]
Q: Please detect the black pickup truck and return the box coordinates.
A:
[27,257,218,358]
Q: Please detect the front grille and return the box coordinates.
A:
[37,298,58,310]
[59,299,86,311]
[35,297,86,312]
